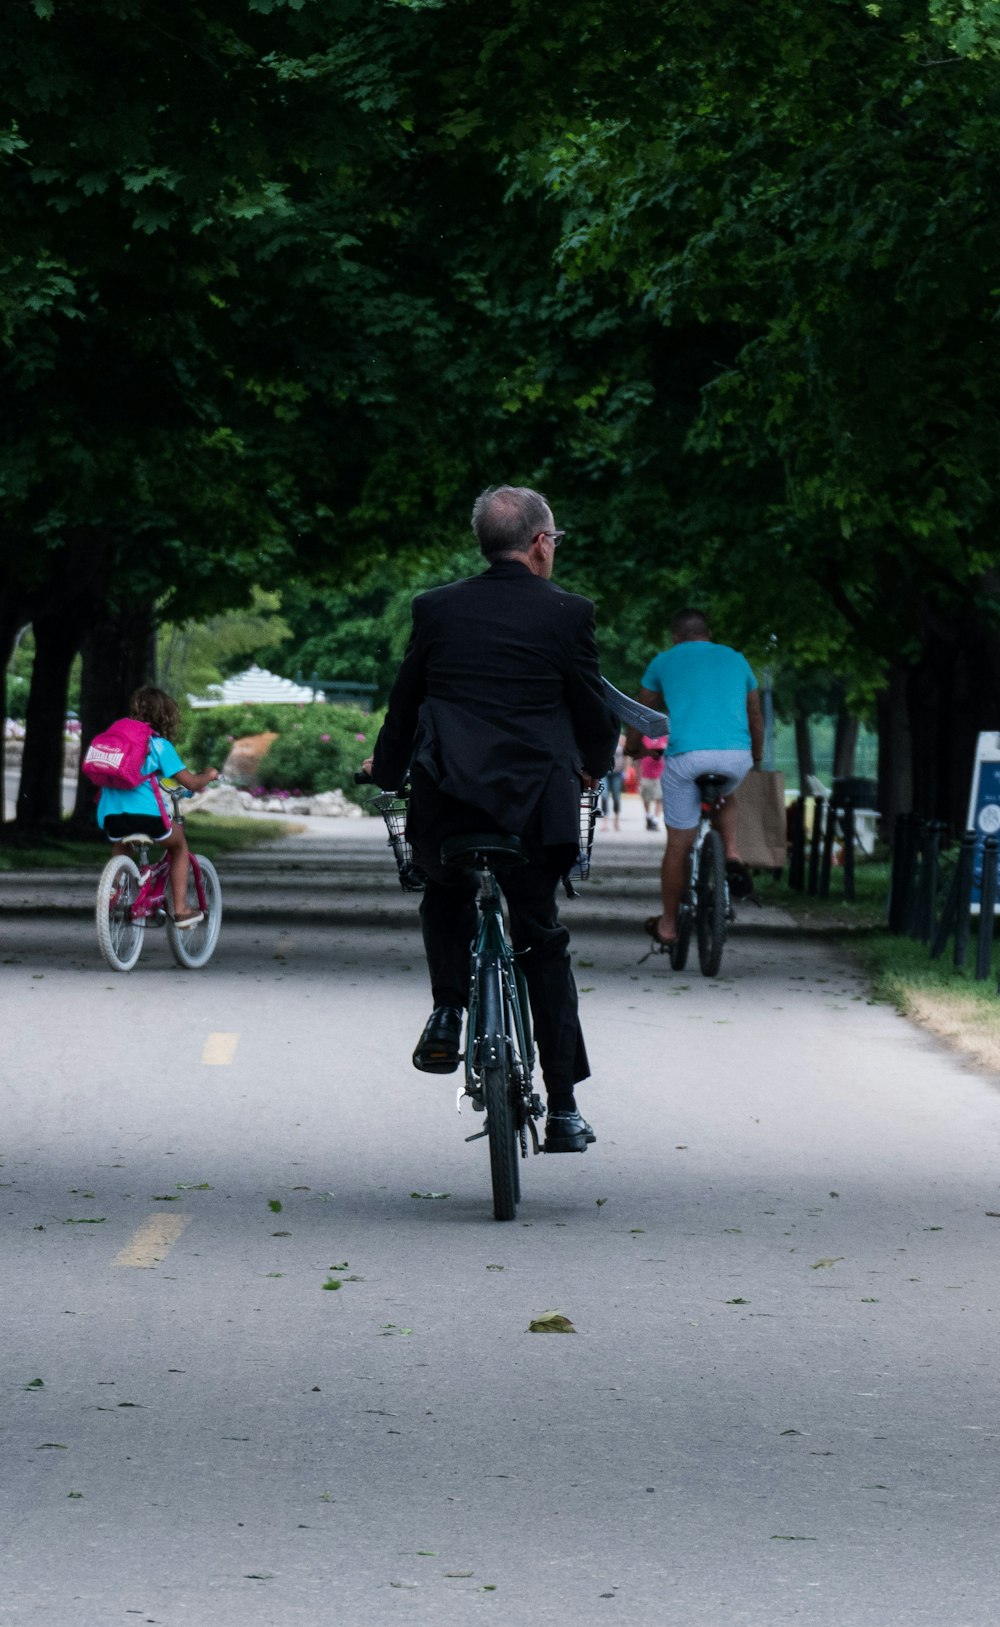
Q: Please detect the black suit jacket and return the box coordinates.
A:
[372,558,617,847]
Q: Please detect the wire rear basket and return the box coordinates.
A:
[567,788,600,883]
[371,789,427,893]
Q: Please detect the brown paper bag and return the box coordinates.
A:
[731,769,787,869]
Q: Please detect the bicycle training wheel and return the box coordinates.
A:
[96,856,145,973]
[696,828,727,977]
[167,855,222,970]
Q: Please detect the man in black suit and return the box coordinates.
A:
[368,484,617,1152]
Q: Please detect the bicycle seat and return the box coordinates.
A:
[110,833,154,848]
[695,773,729,797]
[440,832,526,869]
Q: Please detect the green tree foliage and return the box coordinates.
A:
[6,0,1000,834]
[158,590,290,703]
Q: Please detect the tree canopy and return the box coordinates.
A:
[4,0,999,831]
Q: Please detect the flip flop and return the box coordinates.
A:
[643,916,676,948]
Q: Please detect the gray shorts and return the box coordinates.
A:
[662,750,753,830]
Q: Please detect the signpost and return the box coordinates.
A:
[965,732,1000,914]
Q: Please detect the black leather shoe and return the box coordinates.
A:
[543,1110,596,1153]
[412,1006,463,1074]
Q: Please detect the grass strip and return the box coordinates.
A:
[0,814,295,871]
[766,857,1000,1072]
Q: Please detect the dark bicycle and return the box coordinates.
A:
[360,775,597,1220]
[664,772,734,978]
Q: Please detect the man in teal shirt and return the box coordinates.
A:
[626,609,764,946]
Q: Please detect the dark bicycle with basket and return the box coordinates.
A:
[357,771,599,1221]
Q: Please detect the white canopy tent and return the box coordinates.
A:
[188,665,324,709]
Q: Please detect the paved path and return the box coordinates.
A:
[3,811,1000,1625]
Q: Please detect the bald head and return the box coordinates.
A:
[671,608,711,642]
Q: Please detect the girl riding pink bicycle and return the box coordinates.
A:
[95,687,219,927]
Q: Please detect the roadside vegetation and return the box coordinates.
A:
[0,814,294,872]
[762,859,1000,1076]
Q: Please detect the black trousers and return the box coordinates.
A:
[408,771,589,1105]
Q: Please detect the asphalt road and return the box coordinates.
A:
[3,815,1000,1625]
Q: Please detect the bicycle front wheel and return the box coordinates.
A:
[96,856,145,972]
[696,829,727,977]
[167,855,222,970]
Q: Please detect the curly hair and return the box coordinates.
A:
[128,686,181,742]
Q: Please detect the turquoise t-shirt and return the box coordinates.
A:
[641,642,758,757]
[96,736,185,828]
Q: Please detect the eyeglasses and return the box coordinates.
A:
[537,530,565,548]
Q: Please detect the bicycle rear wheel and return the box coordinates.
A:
[670,901,693,971]
[167,855,222,970]
[477,955,519,1221]
[96,856,145,972]
[697,828,727,977]
[483,1063,519,1222]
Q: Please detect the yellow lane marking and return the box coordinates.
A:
[114,1214,192,1269]
[202,1032,239,1066]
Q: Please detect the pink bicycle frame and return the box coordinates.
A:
[114,851,209,922]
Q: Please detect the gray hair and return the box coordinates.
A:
[471,485,551,557]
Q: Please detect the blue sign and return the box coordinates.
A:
[966,735,1000,913]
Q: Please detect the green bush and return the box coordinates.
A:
[262,713,374,797]
[178,703,302,768]
[178,702,380,800]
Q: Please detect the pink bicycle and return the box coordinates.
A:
[95,789,222,972]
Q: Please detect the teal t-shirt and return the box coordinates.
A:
[641,642,757,756]
[96,736,185,828]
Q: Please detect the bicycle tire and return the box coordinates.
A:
[96,856,145,972]
[167,855,222,970]
[670,902,693,971]
[697,828,727,977]
[483,1064,518,1222]
[478,956,519,1221]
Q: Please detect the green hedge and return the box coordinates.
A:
[179,703,381,799]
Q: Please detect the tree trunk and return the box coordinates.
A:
[794,712,815,792]
[68,603,156,831]
[876,664,912,833]
[15,606,81,831]
[832,711,859,780]
[0,590,27,828]
[905,616,1000,834]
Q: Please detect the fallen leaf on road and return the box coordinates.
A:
[411,1192,449,1200]
[810,1258,844,1269]
[528,1312,576,1333]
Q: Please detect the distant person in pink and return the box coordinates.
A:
[638,735,667,831]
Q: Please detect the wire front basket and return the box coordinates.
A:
[370,788,427,893]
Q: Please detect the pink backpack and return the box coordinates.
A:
[83,719,170,822]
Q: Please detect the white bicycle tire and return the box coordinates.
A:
[96,856,145,972]
[167,855,222,969]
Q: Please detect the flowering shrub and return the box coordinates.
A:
[258,705,379,800]
[180,702,381,802]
